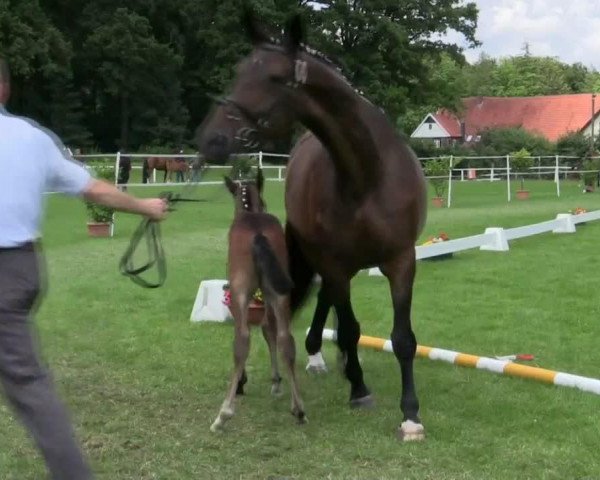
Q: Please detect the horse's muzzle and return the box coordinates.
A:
[201,133,231,163]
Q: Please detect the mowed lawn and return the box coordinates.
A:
[1,177,600,480]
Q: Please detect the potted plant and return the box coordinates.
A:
[510,148,534,200]
[229,156,257,180]
[424,157,450,207]
[85,163,115,237]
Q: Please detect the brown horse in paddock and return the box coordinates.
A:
[197,12,427,441]
[210,168,306,432]
[142,156,189,183]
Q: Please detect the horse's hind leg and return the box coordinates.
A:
[271,296,306,424]
[210,295,251,432]
[380,249,424,442]
[261,307,282,395]
[305,286,331,373]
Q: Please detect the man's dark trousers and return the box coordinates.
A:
[0,244,93,479]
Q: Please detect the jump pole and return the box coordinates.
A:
[320,328,600,396]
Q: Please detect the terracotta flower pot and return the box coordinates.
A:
[247,303,266,326]
[432,197,445,208]
[516,190,530,200]
[87,222,112,237]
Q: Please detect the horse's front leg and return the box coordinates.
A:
[380,248,424,442]
[305,286,332,373]
[328,279,373,408]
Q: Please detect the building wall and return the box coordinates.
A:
[411,121,449,139]
[581,115,600,137]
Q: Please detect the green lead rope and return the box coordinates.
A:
[119,191,204,288]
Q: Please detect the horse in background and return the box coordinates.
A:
[210,168,306,432]
[197,11,427,441]
[142,155,189,183]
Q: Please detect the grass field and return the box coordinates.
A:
[1,178,600,480]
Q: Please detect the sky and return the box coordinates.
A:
[453,0,600,68]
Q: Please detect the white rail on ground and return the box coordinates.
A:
[368,209,600,276]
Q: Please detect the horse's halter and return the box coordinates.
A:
[216,55,308,150]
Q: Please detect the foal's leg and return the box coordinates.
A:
[330,280,373,408]
[270,296,306,424]
[210,294,251,432]
[380,248,424,441]
[305,286,331,373]
[261,306,282,395]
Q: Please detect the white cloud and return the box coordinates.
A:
[456,0,600,69]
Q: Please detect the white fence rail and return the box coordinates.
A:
[72,151,600,207]
[368,210,599,276]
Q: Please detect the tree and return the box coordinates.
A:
[491,56,571,97]
[306,0,479,119]
[475,127,553,156]
[0,0,91,144]
[82,7,187,149]
[462,53,497,97]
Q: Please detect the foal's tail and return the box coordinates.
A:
[252,234,293,295]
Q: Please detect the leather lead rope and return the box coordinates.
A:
[119,191,204,288]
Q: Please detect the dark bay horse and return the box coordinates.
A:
[142,156,189,183]
[211,168,306,432]
[197,12,427,441]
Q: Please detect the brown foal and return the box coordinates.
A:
[210,168,306,432]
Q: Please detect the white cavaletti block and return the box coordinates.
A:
[552,213,576,233]
[190,279,233,322]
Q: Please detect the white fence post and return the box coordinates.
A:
[555,154,560,197]
[111,152,120,238]
[506,154,511,202]
[447,155,453,208]
[258,151,263,168]
[115,151,121,185]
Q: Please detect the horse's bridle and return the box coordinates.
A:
[215,96,273,150]
[213,54,307,150]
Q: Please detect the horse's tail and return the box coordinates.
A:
[252,233,293,295]
[285,222,316,313]
[142,158,149,183]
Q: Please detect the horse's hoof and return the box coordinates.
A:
[292,408,308,424]
[397,420,425,442]
[306,353,328,373]
[210,419,224,433]
[271,383,283,397]
[349,394,375,409]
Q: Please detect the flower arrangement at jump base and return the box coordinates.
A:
[569,207,587,215]
[569,207,588,225]
[421,232,453,261]
[222,284,265,326]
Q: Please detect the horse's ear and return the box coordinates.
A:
[224,176,237,195]
[256,167,264,192]
[283,13,304,54]
[242,6,270,45]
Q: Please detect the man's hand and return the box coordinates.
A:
[83,179,170,221]
[140,198,169,221]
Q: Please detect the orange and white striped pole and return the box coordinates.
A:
[320,329,600,396]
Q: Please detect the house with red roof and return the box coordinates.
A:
[411,93,600,147]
